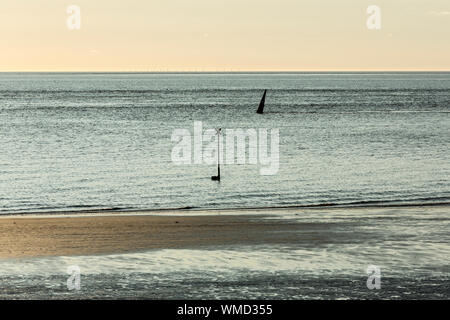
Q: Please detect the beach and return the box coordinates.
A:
[0,211,302,259]
[1,205,448,259]
[0,205,449,299]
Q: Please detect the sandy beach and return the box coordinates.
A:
[0,205,449,299]
[1,205,448,259]
[0,210,303,259]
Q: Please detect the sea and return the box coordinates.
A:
[0,72,449,299]
[1,72,449,213]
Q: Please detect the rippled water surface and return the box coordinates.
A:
[1,72,449,213]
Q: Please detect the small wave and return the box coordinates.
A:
[189,199,450,212]
[0,206,128,216]
[1,198,448,217]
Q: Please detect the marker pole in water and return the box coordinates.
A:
[211,128,222,181]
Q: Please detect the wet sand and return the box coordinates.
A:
[0,212,301,258]
[1,206,449,299]
[1,205,448,259]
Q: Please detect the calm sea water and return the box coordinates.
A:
[0,72,449,213]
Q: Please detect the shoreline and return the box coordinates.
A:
[1,201,449,219]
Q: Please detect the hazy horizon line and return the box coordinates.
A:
[1,70,450,74]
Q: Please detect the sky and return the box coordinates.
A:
[1,0,449,71]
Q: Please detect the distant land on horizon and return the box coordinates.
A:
[1,70,450,74]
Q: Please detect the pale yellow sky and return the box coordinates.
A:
[1,0,449,71]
